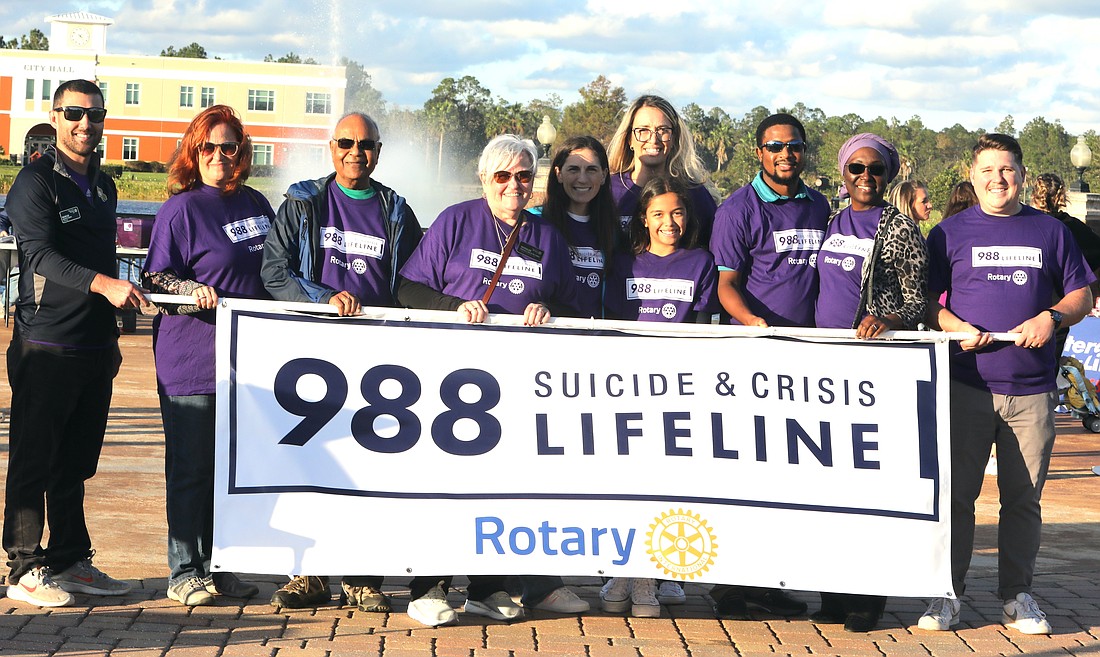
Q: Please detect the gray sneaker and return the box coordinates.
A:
[168,576,215,606]
[53,557,131,596]
[7,566,74,607]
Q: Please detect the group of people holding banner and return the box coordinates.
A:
[4,83,1092,640]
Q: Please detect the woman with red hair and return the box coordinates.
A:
[142,105,274,606]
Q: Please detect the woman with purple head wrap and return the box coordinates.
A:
[811,133,929,631]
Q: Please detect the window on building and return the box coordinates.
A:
[123,137,139,161]
[41,80,51,101]
[125,83,141,106]
[200,86,215,108]
[25,79,34,101]
[98,81,109,104]
[253,144,274,165]
[248,89,275,112]
[305,92,332,115]
[96,139,106,159]
[180,85,194,108]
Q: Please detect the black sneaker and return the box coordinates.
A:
[744,588,807,617]
[714,591,751,620]
[270,576,330,608]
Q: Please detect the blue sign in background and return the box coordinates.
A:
[1063,316,1100,383]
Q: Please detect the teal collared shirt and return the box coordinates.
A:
[750,172,809,202]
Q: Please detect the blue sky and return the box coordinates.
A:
[6,1,1100,134]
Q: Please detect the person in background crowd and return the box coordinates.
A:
[4,79,143,607]
[538,136,620,318]
[706,112,826,621]
[607,95,719,245]
[920,134,1094,635]
[1031,172,1100,352]
[813,132,928,632]
[261,111,423,613]
[888,180,934,226]
[142,104,272,607]
[942,181,979,220]
[397,134,578,626]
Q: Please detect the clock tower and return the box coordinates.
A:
[45,12,113,55]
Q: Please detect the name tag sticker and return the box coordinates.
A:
[60,207,81,223]
[516,242,544,262]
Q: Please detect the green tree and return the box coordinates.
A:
[423,76,493,180]
[19,29,48,51]
[1018,116,1072,180]
[559,76,626,144]
[996,115,1016,137]
[341,58,386,118]
[161,42,208,58]
[264,52,318,64]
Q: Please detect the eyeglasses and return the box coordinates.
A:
[53,106,107,123]
[761,140,806,154]
[199,142,240,157]
[847,162,887,177]
[491,170,534,184]
[631,126,674,142]
[332,138,380,151]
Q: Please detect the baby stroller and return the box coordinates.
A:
[1059,356,1100,433]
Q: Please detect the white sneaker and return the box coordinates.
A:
[656,580,686,605]
[407,583,457,627]
[167,576,215,606]
[631,578,660,618]
[917,597,960,631]
[464,590,522,621]
[52,557,131,596]
[534,586,590,613]
[600,578,631,613]
[1003,592,1052,635]
[7,566,75,607]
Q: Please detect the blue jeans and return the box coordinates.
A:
[160,394,215,584]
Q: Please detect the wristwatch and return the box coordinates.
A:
[1045,308,1063,328]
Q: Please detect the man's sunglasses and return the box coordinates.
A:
[491,170,534,184]
[53,106,107,123]
[847,162,887,177]
[760,140,806,153]
[199,142,240,157]
[332,138,380,151]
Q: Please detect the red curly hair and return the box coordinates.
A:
[166,104,253,196]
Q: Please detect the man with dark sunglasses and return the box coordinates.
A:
[260,111,423,612]
[4,78,145,607]
[706,112,830,620]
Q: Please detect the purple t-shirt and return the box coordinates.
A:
[610,173,718,243]
[710,183,829,327]
[400,199,579,315]
[317,186,392,306]
[928,204,1096,395]
[815,206,882,329]
[562,214,606,318]
[606,248,718,322]
[145,184,274,395]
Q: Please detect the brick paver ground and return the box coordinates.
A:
[0,315,1097,656]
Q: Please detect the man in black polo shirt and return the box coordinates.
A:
[4,79,145,607]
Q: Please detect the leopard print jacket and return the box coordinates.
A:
[842,203,929,330]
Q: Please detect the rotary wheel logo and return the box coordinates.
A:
[645,509,718,580]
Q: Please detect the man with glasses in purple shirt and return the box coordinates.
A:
[706,113,829,619]
[261,111,423,612]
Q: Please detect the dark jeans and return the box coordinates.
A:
[3,336,115,582]
[161,394,216,584]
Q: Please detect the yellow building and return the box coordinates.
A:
[0,11,346,167]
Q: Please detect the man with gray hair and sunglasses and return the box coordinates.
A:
[705,112,830,620]
[260,110,423,612]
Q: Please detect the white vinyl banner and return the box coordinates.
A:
[213,304,953,598]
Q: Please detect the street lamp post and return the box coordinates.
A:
[1070,136,1093,193]
[536,116,557,159]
